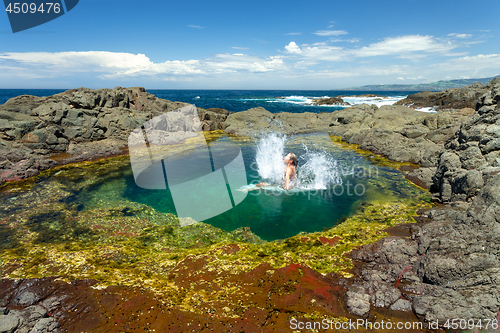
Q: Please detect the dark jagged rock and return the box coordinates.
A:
[0,302,61,333]
[198,107,232,131]
[346,79,500,327]
[0,87,231,186]
[338,94,384,98]
[310,96,350,106]
[395,81,492,110]
[433,103,500,202]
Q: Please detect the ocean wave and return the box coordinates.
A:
[342,96,407,108]
[414,107,437,113]
[237,94,407,109]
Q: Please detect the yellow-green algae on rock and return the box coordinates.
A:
[0,132,433,324]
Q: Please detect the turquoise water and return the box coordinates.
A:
[117,133,413,241]
[0,132,422,242]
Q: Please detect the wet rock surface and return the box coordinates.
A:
[0,300,61,333]
[0,87,231,186]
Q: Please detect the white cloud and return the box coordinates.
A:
[329,38,359,43]
[284,42,345,61]
[232,47,249,50]
[313,30,348,37]
[204,54,285,73]
[284,32,302,36]
[406,76,426,80]
[284,35,459,62]
[397,77,405,80]
[0,51,151,71]
[439,53,500,72]
[284,42,302,54]
[448,33,472,39]
[354,35,456,57]
[0,51,286,80]
[302,70,359,78]
[187,25,205,29]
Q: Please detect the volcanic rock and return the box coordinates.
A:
[0,87,231,186]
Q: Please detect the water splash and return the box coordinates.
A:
[254,134,342,190]
[298,148,342,190]
[255,133,286,184]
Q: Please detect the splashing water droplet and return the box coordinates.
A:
[255,133,286,184]
[254,133,342,190]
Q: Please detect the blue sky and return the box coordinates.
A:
[0,0,499,89]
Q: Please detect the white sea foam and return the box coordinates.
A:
[414,107,437,113]
[341,96,406,108]
[239,94,407,109]
[254,134,342,190]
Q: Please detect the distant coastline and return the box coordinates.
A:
[339,75,500,91]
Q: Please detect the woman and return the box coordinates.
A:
[283,152,297,190]
[256,152,298,190]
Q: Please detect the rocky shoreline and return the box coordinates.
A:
[0,87,229,186]
[1,79,499,331]
[347,80,500,322]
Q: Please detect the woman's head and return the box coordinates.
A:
[284,152,298,167]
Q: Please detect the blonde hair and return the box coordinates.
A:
[287,153,298,167]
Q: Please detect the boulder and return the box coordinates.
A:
[223,107,278,136]
[406,167,436,189]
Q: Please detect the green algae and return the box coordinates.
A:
[1,178,430,283]
[0,131,434,321]
[329,134,421,170]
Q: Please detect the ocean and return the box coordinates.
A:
[0,89,419,113]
